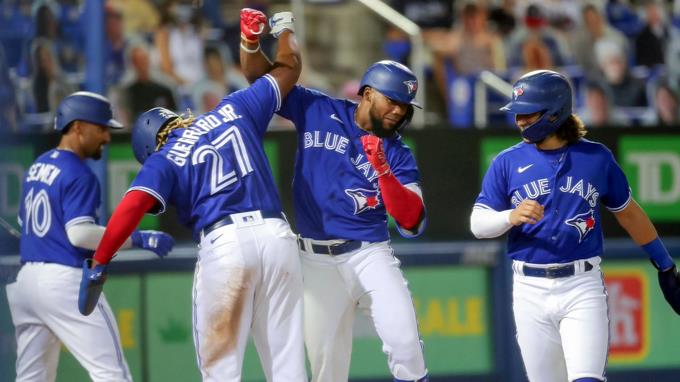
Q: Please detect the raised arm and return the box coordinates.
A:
[239,9,300,96]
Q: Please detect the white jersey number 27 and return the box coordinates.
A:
[23,188,51,237]
[191,126,254,195]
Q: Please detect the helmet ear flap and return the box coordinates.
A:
[397,105,414,132]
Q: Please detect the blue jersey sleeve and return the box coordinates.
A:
[62,172,100,228]
[601,149,632,212]
[128,155,177,215]
[389,139,420,186]
[227,74,282,136]
[475,155,510,211]
[277,85,311,129]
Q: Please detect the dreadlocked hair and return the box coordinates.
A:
[155,110,196,150]
[554,114,587,144]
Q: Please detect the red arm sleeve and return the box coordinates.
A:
[93,190,159,265]
[378,173,424,230]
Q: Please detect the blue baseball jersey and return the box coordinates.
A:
[129,75,283,240]
[18,149,101,267]
[278,85,425,242]
[474,139,631,264]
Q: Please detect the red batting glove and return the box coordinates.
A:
[240,8,266,43]
[361,135,390,177]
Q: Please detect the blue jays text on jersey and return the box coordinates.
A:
[128,75,283,240]
[278,85,425,242]
[474,139,631,264]
[19,150,101,267]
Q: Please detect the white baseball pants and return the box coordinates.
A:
[6,262,131,382]
[512,257,608,382]
[300,240,427,382]
[192,214,306,382]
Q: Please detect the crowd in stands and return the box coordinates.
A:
[1,0,679,132]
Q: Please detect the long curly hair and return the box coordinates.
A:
[555,114,587,144]
[155,111,196,150]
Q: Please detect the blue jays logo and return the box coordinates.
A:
[513,86,524,99]
[565,209,596,243]
[403,80,418,95]
[345,188,381,214]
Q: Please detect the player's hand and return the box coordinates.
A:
[240,8,266,43]
[657,264,680,315]
[361,135,390,177]
[131,230,175,258]
[79,259,107,316]
[509,199,544,226]
[269,11,295,38]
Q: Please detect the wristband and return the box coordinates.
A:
[240,42,260,54]
[643,237,674,271]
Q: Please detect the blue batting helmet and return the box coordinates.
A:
[359,60,421,108]
[501,70,573,142]
[132,107,179,164]
[54,91,123,131]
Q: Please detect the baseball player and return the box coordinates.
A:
[470,70,680,382]
[241,12,429,382]
[80,12,306,382]
[6,92,174,382]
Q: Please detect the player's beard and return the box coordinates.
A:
[369,110,397,138]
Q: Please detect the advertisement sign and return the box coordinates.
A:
[602,261,680,369]
[619,136,680,221]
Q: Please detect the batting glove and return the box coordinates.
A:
[657,264,680,315]
[269,11,295,38]
[131,230,174,258]
[79,259,107,316]
[361,135,391,177]
[240,8,266,43]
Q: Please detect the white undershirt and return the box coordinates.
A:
[470,207,514,239]
[66,222,133,251]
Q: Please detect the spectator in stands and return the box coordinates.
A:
[30,37,73,113]
[506,4,572,69]
[635,0,669,68]
[191,45,247,114]
[488,0,516,39]
[429,3,506,102]
[104,2,127,87]
[519,35,554,73]
[109,0,159,37]
[154,0,204,89]
[580,80,629,127]
[654,81,680,126]
[33,0,82,73]
[123,41,176,121]
[384,0,455,65]
[572,3,628,76]
[0,46,18,131]
[595,38,648,107]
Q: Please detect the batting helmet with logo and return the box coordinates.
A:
[501,70,573,142]
[359,60,421,108]
[132,107,179,164]
[54,91,123,131]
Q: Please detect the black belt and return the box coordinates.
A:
[522,261,593,279]
[201,210,284,237]
[297,238,363,256]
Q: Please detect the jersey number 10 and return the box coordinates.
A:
[23,188,52,237]
[191,126,254,195]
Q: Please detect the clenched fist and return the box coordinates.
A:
[361,135,390,177]
[240,8,266,43]
[509,199,544,226]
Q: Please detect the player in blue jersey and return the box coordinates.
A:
[5,92,173,381]
[79,10,306,382]
[470,70,680,382]
[241,16,429,382]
